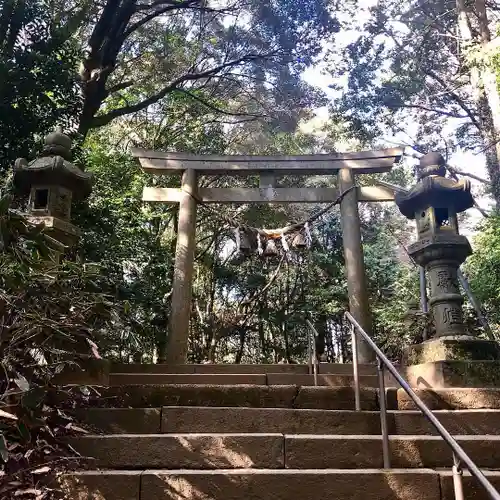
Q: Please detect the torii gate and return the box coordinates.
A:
[132,147,404,364]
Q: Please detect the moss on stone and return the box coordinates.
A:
[405,338,500,364]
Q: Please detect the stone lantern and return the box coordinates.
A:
[13,129,92,250]
[395,152,500,388]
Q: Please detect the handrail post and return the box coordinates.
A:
[453,453,465,500]
[351,323,361,411]
[305,319,319,386]
[377,357,391,468]
[307,326,312,376]
[312,332,318,387]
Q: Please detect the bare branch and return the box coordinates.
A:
[391,103,470,119]
[106,80,134,94]
[446,166,490,184]
[125,0,199,37]
[178,89,262,118]
[426,70,483,131]
[91,52,272,128]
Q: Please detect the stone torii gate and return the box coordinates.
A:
[132,147,404,364]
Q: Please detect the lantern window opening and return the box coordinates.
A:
[435,207,450,228]
[32,188,49,210]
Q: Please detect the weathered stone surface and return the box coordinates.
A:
[59,470,141,500]
[440,470,500,500]
[70,408,162,433]
[404,337,500,364]
[285,435,385,469]
[68,434,284,469]
[141,469,441,500]
[388,388,500,410]
[266,373,378,387]
[109,363,378,375]
[111,363,310,374]
[67,384,380,410]
[294,386,377,410]
[161,407,382,434]
[71,384,298,409]
[389,435,500,469]
[197,363,309,374]
[109,373,267,386]
[392,409,500,435]
[319,363,378,375]
[53,359,110,385]
[404,360,500,388]
[284,435,500,469]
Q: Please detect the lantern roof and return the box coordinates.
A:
[13,129,92,199]
[395,152,474,219]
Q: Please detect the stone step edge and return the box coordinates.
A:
[64,468,500,477]
[98,383,500,389]
[65,386,500,411]
[110,363,384,373]
[108,373,381,386]
[69,433,500,440]
[67,468,443,475]
[78,406,500,413]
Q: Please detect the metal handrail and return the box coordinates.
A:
[305,319,319,386]
[345,311,500,500]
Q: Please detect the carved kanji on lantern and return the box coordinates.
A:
[13,129,92,249]
[436,270,454,292]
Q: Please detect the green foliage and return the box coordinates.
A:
[73,137,175,360]
[0,0,81,171]
[467,214,500,331]
[326,0,498,165]
[0,193,124,498]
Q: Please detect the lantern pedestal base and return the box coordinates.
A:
[403,336,500,388]
[404,360,500,388]
[404,336,500,364]
[28,215,80,247]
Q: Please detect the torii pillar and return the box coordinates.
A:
[168,169,198,364]
[339,168,374,362]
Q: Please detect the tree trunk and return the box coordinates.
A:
[456,0,500,205]
[235,328,246,364]
[475,0,500,203]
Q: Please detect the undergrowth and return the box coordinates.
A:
[0,194,123,499]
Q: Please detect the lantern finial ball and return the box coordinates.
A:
[43,128,72,161]
[417,152,446,180]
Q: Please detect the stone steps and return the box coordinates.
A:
[71,407,500,435]
[108,372,381,387]
[61,363,500,499]
[60,468,500,500]
[110,363,382,375]
[68,433,500,469]
[63,384,500,410]
[67,384,377,409]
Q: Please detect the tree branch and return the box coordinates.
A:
[445,166,490,184]
[125,0,199,37]
[106,80,134,95]
[426,70,483,131]
[391,103,469,119]
[178,89,262,118]
[91,52,270,128]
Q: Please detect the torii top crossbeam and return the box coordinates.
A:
[133,146,405,365]
[132,148,403,175]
